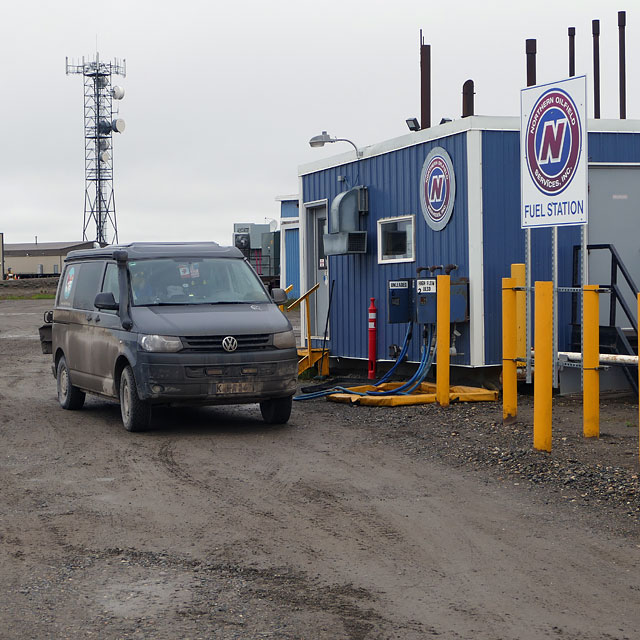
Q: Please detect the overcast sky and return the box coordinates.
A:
[0,0,637,246]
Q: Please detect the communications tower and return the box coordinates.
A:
[66,54,126,244]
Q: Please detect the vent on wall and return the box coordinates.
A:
[323,186,368,255]
[323,231,367,256]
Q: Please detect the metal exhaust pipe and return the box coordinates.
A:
[462,80,474,117]
[592,19,601,118]
[619,10,626,119]
[420,30,431,129]
[526,39,537,87]
[568,27,576,77]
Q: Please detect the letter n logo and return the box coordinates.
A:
[538,119,567,165]
[430,174,444,202]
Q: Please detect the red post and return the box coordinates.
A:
[368,297,377,380]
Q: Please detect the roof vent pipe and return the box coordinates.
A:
[462,80,475,117]
[619,11,626,119]
[526,39,537,87]
[420,30,431,129]
[568,27,576,77]
[592,19,601,118]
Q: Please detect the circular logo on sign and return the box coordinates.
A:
[526,88,582,196]
[222,336,238,352]
[420,147,456,231]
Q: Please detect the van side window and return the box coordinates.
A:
[101,263,120,309]
[57,265,78,307]
[72,262,106,310]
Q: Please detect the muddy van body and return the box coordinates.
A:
[44,242,298,430]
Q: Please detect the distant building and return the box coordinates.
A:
[3,241,96,278]
[277,195,300,299]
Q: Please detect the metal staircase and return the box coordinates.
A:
[571,243,638,393]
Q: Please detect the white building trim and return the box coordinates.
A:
[466,128,485,367]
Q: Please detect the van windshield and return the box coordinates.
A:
[128,258,271,306]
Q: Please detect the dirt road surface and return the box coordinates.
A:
[1,300,639,639]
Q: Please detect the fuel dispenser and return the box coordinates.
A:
[387,279,414,324]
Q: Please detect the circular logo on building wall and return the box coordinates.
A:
[526,88,582,196]
[420,147,456,231]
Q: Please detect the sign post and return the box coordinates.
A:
[520,75,588,387]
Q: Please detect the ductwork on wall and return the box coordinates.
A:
[323,186,369,255]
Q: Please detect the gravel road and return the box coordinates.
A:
[1,300,639,639]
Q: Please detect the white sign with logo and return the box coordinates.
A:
[520,75,587,228]
[420,147,456,231]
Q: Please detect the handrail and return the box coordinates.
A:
[588,243,639,300]
[287,283,319,311]
[572,243,638,333]
[286,282,320,365]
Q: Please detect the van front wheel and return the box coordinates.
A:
[120,366,151,432]
[259,396,292,425]
[57,356,85,410]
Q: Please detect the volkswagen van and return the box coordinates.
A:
[44,242,298,431]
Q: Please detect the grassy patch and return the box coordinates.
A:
[0,293,55,300]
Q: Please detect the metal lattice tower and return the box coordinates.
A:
[66,54,126,245]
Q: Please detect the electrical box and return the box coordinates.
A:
[388,279,414,323]
[450,279,469,322]
[415,278,437,324]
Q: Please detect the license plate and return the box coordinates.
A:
[216,382,254,394]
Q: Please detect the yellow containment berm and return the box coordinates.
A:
[327,382,498,407]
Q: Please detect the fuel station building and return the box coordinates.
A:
[288,116,640,377]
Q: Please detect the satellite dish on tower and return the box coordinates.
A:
[111,85,125,100]
[111,118,126,133]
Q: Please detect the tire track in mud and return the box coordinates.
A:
[157,440,218,492]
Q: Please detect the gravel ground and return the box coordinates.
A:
[1,299,639,639]
[318,393,640,537]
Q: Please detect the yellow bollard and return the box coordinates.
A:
[502,277,517,423]
[583,285,600,438]
[436,274,450,407]
[533,281,553,452]
[511,263,526,367]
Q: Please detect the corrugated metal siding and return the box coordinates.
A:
[303,128,640,368]
[588,132,640,162]
[283,228,300,299]
[303,133,470,364]
[480,131,640,365]
[280,200,299,218]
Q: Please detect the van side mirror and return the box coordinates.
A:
[94,292,119,311]
[271,288,287,305]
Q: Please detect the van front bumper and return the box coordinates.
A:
[134,349,298,404]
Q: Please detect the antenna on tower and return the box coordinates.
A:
[66,53,126,245]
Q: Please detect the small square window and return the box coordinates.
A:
[377,215,415,264]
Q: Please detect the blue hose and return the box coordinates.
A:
[293,322,436,402]
[366,326,433,396]
[375,323,413,385]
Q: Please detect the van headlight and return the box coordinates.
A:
[273,330,296,349]
[138,334,183,352]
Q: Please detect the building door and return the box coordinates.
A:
[306,205,329,338]
[588,166,640,327]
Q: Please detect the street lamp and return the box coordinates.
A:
[309,131,362,158]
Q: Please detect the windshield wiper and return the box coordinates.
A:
[139,302,196,306]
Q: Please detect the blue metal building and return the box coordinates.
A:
[292,116,640,370]
[277,195,301,299]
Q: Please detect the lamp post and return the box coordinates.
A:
[309,131,362,158]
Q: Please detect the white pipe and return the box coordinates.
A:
[540,350,639,365]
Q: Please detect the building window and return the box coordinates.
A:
[377,215,415,264]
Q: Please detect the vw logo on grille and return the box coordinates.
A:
[222,336,238,352]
